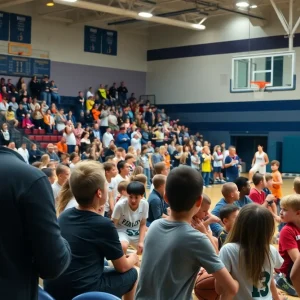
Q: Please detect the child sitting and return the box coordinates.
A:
[218,205,239,250]
[210,182,240,237]
[115,180,129,203]
[249,173,280,222]
[135,166,238,299]
[275,194,300,297]
[234,176,253,208]
[112,181,149,255]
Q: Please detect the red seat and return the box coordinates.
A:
[50,136,57,142]
[29,135,35,141]
[33,129,39,135]
[24,129,31,135]
[39,129,45,135]
[40,143,48,149]
[35,136,43,142]
[42,135,49,141]
[53,130,58,135]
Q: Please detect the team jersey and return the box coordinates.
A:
[271,170,283,199]
[112,198,149,237]
[220,243,283,300]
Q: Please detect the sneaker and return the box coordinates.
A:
[275,273,298,296]
[220,180,226,183]
[206,185,212,188]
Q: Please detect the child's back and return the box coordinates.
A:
[136,219,223,299]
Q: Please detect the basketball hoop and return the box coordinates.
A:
[251,81,269,100]
[18,51,24,56]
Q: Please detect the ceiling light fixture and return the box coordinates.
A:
[192,23,206,30]
[236,1,250,8]
[46,1,55,6]
[250,4,258,8]
[138,12,153,18]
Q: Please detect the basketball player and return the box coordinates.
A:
[249,145,269,182]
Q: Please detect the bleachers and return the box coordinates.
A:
[24,128,61,149]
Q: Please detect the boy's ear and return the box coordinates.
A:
[195,195,203,208]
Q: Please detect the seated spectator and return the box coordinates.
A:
[61,153,70,167]
[16,76,25,92]
[46,143,60,162]
[90,123,101,142]
[56,180,77,216]
[51,102,58,115]
[18,142,29,164]
[19,83,29,100]
[44,161,138,300]
[57,137,68,156]
[41,167,56,185]
[69,152,80,169]
[50,80,61,105]
[20,97,31,114]
[55,108,67,132]
[5,106,18,127]
[102,127,114,148]
[91,103,101,122]
[29,75,40,99]
[41,100,49,114]
[40,154,51,169]
[31,101,43,129]
[16,103,27,123]
[115,126,130,151]
[66,110,76,124]
[52,164,71,200]
[8,141,17,151]
[151,147,164,166]
[0,123,11,146]
[0,98,9,115]
[43,109,53,134]
[29,143,42,164]
[147,174,167,226]
[73,122,84,147]
[234,176,252,208]
[8,97,18,112]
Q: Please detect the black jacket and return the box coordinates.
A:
[0,147,71,300]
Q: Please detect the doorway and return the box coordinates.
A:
[230,135,268,172]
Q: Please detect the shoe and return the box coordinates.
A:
[275,273,298,296]
[207,185,212,188]
[220,180,226,183]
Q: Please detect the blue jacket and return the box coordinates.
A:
[115,132,130,151]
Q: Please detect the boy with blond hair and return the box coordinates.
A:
[275,194,300,297]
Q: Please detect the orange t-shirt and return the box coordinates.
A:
[164,153,171,169]
[92,109,101,121]
[44,115,51,125]
[271,170,283,199]
[56,142,67,154]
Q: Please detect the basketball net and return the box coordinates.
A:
[251,81,269,100]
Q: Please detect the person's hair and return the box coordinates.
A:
[221,182,237,198]
[104,154,114,161]
[152,174,166,189]
[265,173,273,182]
[128,146,135,153]
[234,177,249,192]
[40,154,50,166]
[293,177,300,194]
[117,147,125,153]
[69,152,78,162]
[165,166,203,212]
[127,181,145,196]
[117,180,129,194]
[125,153,134,161]
[271,160,280,167]
[226,204,274,287]
[61,153,70,161]
[56,180,74,216]
[142,145,148,153]
[153,162,166,175]
[130,174,147,185]
[214,145,220,152]
[42,167,55,178]
[228,146,236,150]
[117,160,126,173]
[103,162,115,172]
[32,161,42,168]
[202,193,211,205]
[219,204,240,223]
[252,173,264,186]
[280,194,300,211]
[69,161,105,206]
[132,166,143,175]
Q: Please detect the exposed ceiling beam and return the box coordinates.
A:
[41,15,73,23]
[39,7,76,17]
[0,0,34,9]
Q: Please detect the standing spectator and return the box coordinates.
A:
[40,76,51,106]
[191,149,200,172]
[224,146,240,182]
[91,103,101,122]
[86,96,95,111]
[50,80,61,105]
[102,127,114,148]
[109,82,117,100]
[64,121,77,153]
[8,97,18,112]
[115,126,130,152]
[0,147,71,300]
[100,105,110,136]
[18,142,29,164]
[29,75,40,99]
[131,131,142,152]
[141,145,152,189]
[86,86,94,99]
[90,123,101,142]
[10,87,20,103]
[0,123,11,146]
[6,78,15,94]
[74,122,84,147]
[55,108,67,132]
[98,84,107,101]
[151,147,164,166]
[76,91,85,118]
[16,77,25,92]
[118,81,128,105]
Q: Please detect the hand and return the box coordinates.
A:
[191,217,207,234]
[205,214,221,225]
[137,242,144,255]
[266,194,276,201]
[126,252,139,265]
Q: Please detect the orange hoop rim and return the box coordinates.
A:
[250,81,270,89]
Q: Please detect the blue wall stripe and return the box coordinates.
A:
[147,33,300,61]
[159,99,300,113]
[181,122,300,132]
